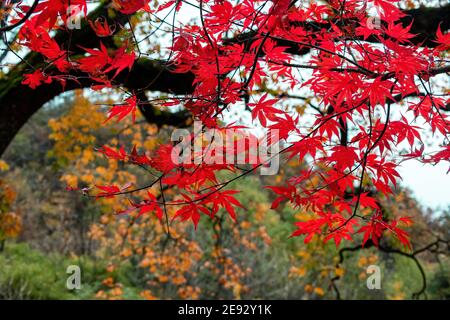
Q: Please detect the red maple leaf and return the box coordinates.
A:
[203,190,244,221]
[327,146,359,171]
[136,192,163,220]
[89,18,114,37]
[78,42,111,74]
[113,0,150,14]
[106,95,138,123]
[34,0,87,28]
[434,24,450,51]
[97,145,127,161]
[104,46,136,78]
[22,70,52,89]
[248,93,283,127]
[385,22,415,43]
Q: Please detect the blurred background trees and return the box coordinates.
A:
[0,90,448,300]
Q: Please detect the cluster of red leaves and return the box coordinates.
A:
[14,0,450,249]
[17,1,135,90]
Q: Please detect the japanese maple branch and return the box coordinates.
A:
[330,83,396,233]
[331,238,450,299]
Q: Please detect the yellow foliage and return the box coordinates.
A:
[296,250,310,259]
[0,212,22,238]
[304,284,313,293]
[178,286,201,299]
[233,283,242,299]
[388,281,406,300]
[0,180,21,240]
[358,256,368,267]
[368,254,378,264]
[140,290,157,300]
[314,287,325,296]
[289,266,306,277]
[335,267,345,277]
[0,160,9,171]
[62,174,78,188]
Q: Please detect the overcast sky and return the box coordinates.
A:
[398,161,450,213]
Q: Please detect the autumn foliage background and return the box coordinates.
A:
[0,0,449,300]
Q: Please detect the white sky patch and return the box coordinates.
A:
[398,160,450,212]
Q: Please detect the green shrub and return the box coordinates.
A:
[0,243,103,299]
